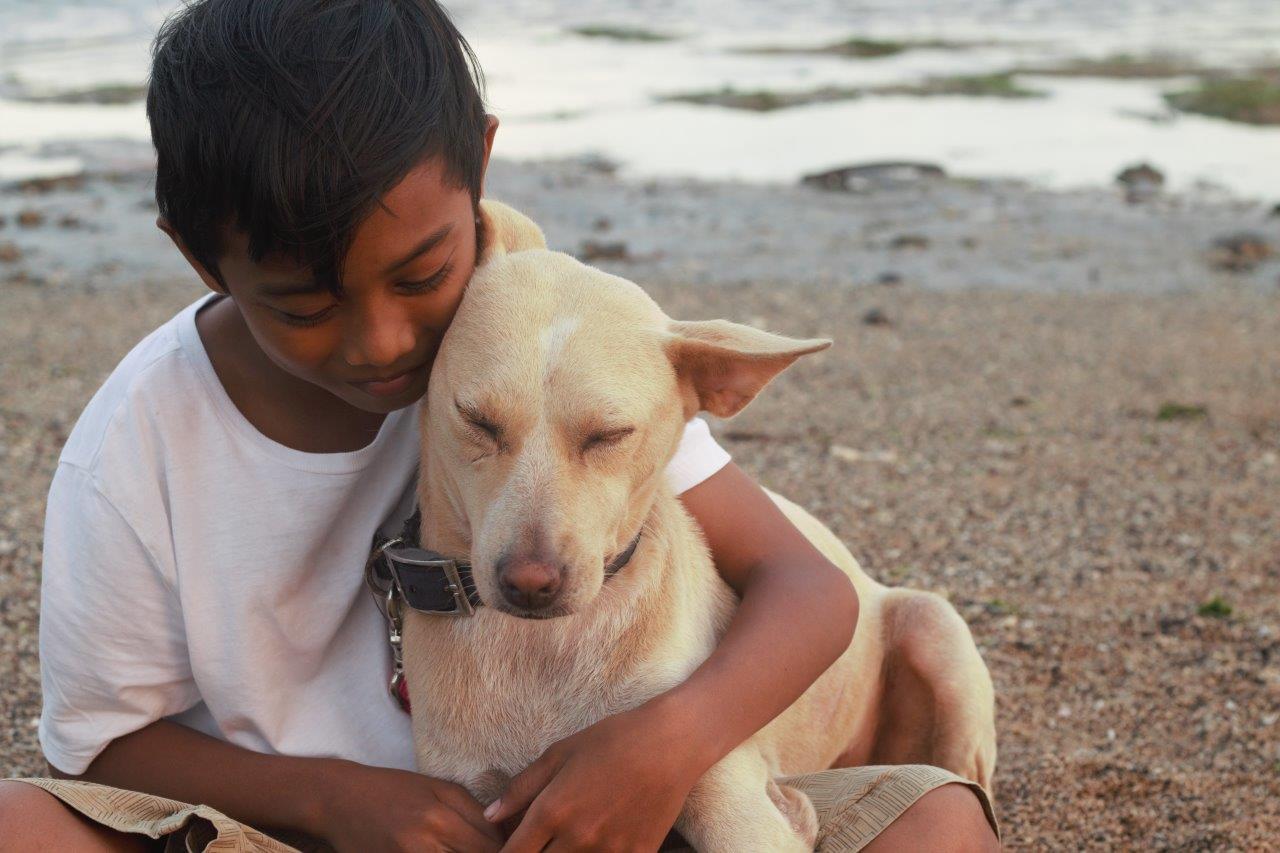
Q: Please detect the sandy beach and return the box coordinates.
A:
[2,158,1278,848]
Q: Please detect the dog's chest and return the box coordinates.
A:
[402,609,707,786]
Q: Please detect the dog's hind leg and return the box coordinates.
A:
[866,589,997,792]
[677,746,814,852]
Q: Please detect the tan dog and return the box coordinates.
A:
[401,201,996,851]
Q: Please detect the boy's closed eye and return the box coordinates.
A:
[274,301,338,327]
[398,259,456,295]
[255,280,334,326]
[262,258,458,327]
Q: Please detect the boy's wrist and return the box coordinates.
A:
[285,756,352,840]
[642,681,736,777]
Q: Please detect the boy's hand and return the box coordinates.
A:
[487,699,707,852]
[317,760,504,852]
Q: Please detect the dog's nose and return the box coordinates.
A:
[496,555,563,611]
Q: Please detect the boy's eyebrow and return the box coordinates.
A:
[257,280,328,297]
[383,222,454,276]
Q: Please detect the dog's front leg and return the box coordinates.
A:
[675,745,816,852]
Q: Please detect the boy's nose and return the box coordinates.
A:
[495,554,564,612]
[342,309,417,369]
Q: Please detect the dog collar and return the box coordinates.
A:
[366,507,480,616]
[366,506,643,618]
[365,506,641,711]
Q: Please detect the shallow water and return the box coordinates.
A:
[2,0,1279,196]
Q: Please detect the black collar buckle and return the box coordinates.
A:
[383,546,477,617]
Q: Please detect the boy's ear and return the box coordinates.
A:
[155,216,227,294]
[478,114,500,197]
[664,319,831,419]
[477,199,546,264]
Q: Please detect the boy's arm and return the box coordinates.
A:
[664,461,859,755]
[49,719,503,852]
[489,462,858,850]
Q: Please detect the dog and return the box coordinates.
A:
[400,200,996,851]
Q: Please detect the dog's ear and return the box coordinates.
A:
[478,199,547,264]
[664,319,831,419]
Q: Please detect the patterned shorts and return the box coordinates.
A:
[9,764,997,852]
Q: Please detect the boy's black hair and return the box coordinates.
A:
[147,0,487,293]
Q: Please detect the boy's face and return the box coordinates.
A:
[163,123,497,415]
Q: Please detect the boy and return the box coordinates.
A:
[0,1,997,850]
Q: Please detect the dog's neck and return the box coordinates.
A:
[416,449,474,561]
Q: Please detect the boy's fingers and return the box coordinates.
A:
[446,801,506,844]
[498,804,555,853]
[438,816,504,853]
[435,786,505,842]
[486,753,560,824]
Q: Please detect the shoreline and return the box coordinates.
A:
[2,151,1277,297]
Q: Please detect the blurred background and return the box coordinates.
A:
[4,0,1280,193]
[2,1,1278,848]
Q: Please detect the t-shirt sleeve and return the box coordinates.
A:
[38,463,199,775]
[664,417,732,495]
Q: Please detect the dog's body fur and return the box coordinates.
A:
[401,201,996,851]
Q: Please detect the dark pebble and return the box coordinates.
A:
[862,307,891,326]
[876,271,903,286]
[1209,231,1273,272]
[5,270,43,286]
[579,239,630,261]
[17,210,45,228]
[1116,163,1165,204]
[801,161,946,193]
[1116,162,1165,186]
[890,233,930,250]
[16,173,86,194]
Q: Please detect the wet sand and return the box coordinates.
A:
[2,158,1278,848]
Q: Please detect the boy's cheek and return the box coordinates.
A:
[244,315,345,380]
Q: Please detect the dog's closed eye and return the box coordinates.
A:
[582,426,635,453]
[455,400,503,447]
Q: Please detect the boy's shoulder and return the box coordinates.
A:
[60,296,208,474]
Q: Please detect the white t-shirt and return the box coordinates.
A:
[38,294,731,775]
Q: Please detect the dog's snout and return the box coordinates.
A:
[496,554,564,611]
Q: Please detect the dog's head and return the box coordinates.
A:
[421,201,830,618]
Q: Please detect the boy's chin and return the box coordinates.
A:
[345,388,426,415]
[327,366,431,414]
[330,380,428,415]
